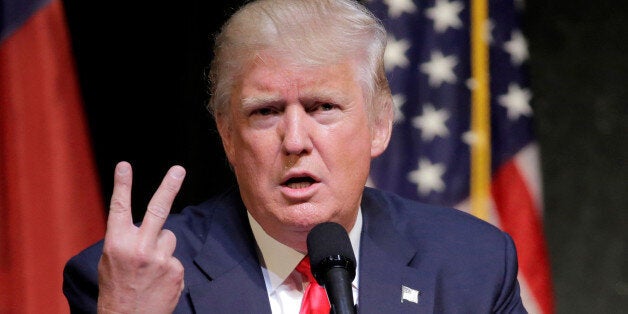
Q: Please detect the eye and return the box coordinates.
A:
[319,103,335,111]
[310,102,337,113]
[251,107,277,116]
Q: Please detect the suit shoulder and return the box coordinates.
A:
[362,187,511,248]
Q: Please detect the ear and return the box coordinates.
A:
[216,113,236,165]
[370,98,393,158]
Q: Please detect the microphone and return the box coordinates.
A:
[306,222,356,314]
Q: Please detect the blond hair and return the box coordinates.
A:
[208,0,393,125]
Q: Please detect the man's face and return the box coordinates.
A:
[217,56,390,251]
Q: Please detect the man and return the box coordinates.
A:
[64,0,527,313]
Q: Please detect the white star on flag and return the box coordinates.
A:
[465,78,477,90]
[392,94,407,122]
[461,130,477,145]
[503,30,529,65]
[384,0,417,18]
[498,83,532,120]
[461,130,489,147]
[420,50,458,87]
[385,36,411,72]
[412,104,450,141]
[407,158,446,196]
[425,0,464,33]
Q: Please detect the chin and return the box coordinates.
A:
[282,216,323,231]
[280,210,332,231]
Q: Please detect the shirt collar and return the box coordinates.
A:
[248,209,363,293]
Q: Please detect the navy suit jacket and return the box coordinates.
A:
[63,187,526,313]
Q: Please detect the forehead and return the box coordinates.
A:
[235,56,363,103]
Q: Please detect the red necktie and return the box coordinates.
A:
[295,256,330,314]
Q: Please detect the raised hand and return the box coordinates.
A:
[97,161,186,314]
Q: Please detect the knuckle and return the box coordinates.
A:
[109,197,128,212]
[164,180,181,194]
[160,229,177,243]
[161,228,175,237]
[102,240,150,268]
[146,204,168,219]
[168,258,185,279]
[130,243,157,268]
[102,238,126,256]
[172,258,184,273]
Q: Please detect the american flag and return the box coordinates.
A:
[364,0,554,313]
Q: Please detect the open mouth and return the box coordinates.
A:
[283,176,316,189]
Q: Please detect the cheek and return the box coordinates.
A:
[231,146,268,193]
[326,126,372,170]
[232,130,279,169]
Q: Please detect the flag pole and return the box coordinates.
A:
[470,0,491,221]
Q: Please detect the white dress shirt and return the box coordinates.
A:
[247,210,362,313]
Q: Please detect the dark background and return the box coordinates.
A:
[62,0,627,312]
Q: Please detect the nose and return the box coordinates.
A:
[281,104,313,156]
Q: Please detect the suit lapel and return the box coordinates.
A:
[183,188,436,313]
[357,190,435,314]
[186,193,272,313]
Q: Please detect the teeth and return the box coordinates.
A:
[287,181,312,189]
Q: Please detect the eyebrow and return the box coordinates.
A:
[239,88,352,110]
[299,89,351,104]
[240,94,284,110]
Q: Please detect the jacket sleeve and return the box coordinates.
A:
[62,242,103,314]
[494,233,528,314]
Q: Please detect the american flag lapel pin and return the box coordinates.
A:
[401,285,420,304]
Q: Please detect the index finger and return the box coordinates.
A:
[106,161,134,237]
[140,165,186,239]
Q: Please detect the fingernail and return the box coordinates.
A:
[116,162,130,174]
[170,166,186,179]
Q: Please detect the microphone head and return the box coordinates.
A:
[306,222,356,286]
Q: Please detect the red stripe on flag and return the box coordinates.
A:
[0,1,105,313]
[492,160,554,314]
